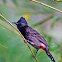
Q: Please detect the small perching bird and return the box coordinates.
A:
[13,17,55,62]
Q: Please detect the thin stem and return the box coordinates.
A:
[32,0,62,13]
[0,14,38,62]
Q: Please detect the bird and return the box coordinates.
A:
[13,17,55,62]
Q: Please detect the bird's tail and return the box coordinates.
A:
[45,48,55,62]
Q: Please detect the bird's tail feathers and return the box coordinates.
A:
[45,48,55,62]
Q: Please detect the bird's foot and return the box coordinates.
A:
[33,55,36,58]
[24,40,27,43]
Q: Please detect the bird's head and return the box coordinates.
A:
[13,17,28,28]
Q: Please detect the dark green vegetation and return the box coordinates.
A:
[0,0,62,62]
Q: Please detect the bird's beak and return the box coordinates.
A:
[12,22,18,25]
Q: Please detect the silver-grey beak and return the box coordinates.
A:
[12,22,18,25]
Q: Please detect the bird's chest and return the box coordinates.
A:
[17,27,26,38]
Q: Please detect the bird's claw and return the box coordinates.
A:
[24,40,27,43]
[33,55,36,58]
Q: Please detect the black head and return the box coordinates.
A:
[13,17,28,28]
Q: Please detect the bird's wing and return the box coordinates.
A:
[26,27,48,47]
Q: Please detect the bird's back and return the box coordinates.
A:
[25,26,48,47]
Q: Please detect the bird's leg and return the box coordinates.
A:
[33,49,39,58]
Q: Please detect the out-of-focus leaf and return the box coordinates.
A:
[12,0,18,6]
[51,17,60,28]
[25,0,31,2]
[2,0,6,4]
[0,44,6,48]
[42,7,54,14]
[32,15,53,27]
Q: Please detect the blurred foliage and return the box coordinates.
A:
[0,0,62,62]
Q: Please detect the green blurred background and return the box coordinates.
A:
[0,0,62,62]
